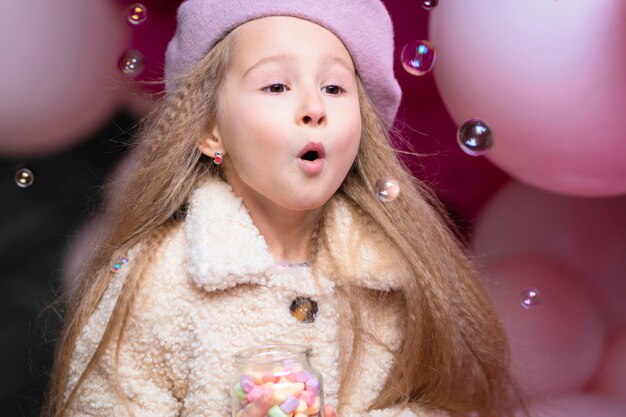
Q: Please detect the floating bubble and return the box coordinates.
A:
[457,118,494,156]
[401,40,436,76]
[15,168,34,188]
[375,177,400,202]
[422,0,439,11]
[119,49,145,78]
[521,287,541,309]
[126,3,147,25]
[111,256,129,273]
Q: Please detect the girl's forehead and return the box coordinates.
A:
[230,16,354,71]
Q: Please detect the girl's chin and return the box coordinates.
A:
[277,193,333,213]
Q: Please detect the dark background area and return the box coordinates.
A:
[0,111,136,416]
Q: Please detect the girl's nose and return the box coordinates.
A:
[298,88,326,126]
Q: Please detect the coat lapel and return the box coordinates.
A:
[184,178,275,292]
[184,177,411,292]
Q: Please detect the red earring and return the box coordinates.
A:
[213,151,223,165]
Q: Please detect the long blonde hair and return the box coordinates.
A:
[43,27,526,417]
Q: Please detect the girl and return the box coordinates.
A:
[44,1,525,417]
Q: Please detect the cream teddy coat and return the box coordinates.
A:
[65,177,449,417]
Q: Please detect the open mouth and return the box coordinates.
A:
[301,150,320,161]
[297,142,326,174]
[298,143,326,160]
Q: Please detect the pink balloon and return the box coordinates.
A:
[484,253,605,398]
[0,1,131,157]
[514,395,626,417]
[428,1,626,197]
[473,181,626,331]
[382,0,510,221]
[588,331,626,399]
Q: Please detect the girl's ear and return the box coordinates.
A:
[196,125,226,158]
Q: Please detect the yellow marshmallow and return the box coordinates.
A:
[286,382,305,396]
[296,400,308,413]
[253,372,264,384]
[273,389,288,403]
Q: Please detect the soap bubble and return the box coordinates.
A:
[111,256,129,273]
[126,3,147,25]
[15,168,34,188]
[375,177,400,202]
[119,49,145,78]
[422,0,439,11]
[521,287,541,309]
[401,40,436,76]
[457,118,494,156]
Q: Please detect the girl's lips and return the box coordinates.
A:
[297,157,325,175]
[298,142,326,159]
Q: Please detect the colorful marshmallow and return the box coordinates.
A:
[240,374,255,392]
[280,395,299,413]
[305,377,320,395]
[268,405,289,417]
[246,385,271,402]
[234,362,323,416]
[299,390,316,407]
[232,383,246,402]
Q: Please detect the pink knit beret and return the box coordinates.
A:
[164,0,402,131]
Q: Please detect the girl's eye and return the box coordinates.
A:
[261,83,346,94]
[324,84,346,95]
[264,83,288,93]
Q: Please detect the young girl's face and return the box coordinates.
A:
[208,16,361,212]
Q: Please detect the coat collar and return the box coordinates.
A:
[184,177,412,292]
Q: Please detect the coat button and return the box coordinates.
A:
[289,297,318,323]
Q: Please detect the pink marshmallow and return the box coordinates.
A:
[262,372,280,384]
[247,386,270,402]
[299,390,316,407]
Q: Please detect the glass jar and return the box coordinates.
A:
[231,344,326,417]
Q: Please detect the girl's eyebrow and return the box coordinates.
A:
[326,55,355,74]
[243,55,292,78]
[243,53,355,78]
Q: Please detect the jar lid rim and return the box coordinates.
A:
[234,343,312,362]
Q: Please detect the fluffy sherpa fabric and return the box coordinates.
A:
[65,177,449,417]
[164,0,402,131]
